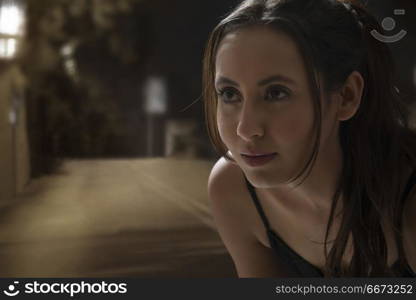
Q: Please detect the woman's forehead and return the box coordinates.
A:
[215,26,306,84]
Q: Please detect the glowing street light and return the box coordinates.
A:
[0,0,25,59]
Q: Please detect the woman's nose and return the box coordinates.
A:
[236,104,264,142]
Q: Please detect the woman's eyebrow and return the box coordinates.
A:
[215,76,238,87]
[215,74,296,87]
[258,74,296,87]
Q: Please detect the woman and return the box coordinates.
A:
[203,0,416,277]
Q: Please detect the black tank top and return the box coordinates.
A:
[244,172,416,277]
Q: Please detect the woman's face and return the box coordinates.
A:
[215,26,340,188]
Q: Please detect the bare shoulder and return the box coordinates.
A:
[208,157,245,198]
[208,157,252,237]
[208,157,292,277]
[208,157,260,234]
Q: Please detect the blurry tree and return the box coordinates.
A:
[18,0,149,176]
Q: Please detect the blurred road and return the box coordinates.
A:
[0,158,236,277]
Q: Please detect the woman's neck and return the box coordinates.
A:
[261,138,344,218]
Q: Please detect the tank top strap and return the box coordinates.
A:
[243,175,272,232]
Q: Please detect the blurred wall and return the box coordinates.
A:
[0,64,29,204]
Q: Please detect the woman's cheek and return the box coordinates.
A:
[217,115,237,147]
[271,109,313,145]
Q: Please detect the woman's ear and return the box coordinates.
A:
[336,71,364,121]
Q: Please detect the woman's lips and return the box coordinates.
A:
[241,153,277,167]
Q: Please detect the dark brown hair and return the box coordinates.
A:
[203,0,416,276]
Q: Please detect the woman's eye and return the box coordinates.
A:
[216,87,240,103]
[265,86,290,101]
